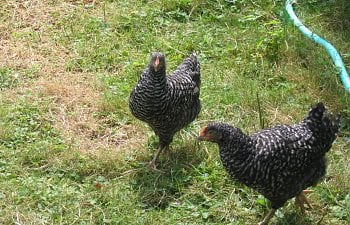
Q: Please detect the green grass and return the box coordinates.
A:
[1,0,350,224]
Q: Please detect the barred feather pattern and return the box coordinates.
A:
[129,52,201,147]
[203,103,339,209]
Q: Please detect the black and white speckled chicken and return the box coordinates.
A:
[198,103,339,224]
[129,52,201,170]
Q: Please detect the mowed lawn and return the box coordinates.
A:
[0,0,349,224]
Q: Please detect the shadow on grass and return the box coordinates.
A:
[301,0,350,33]
[129,142,206,209]
[321,0,350,35]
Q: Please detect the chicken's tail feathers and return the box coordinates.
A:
[189,52,200,72]
[170,52,201,87]
[189,51,198,60]
[190,52,201,82]
[308,102,326,121]
[323,112,340,136]
[183,52,201,85]
[308,102,340,136]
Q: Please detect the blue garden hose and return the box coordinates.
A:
[285,0,350,94]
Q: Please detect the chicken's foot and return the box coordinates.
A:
[258,208,276,225]
[149,145,168,171]
[295,190,313,213]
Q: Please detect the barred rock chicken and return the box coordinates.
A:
[129,52,201,170]
[198,103,339,224]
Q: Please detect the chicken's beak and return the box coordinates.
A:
[154,56,160,72]
[197,135,205,141]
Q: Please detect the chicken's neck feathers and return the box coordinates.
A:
[218,129,254,163]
